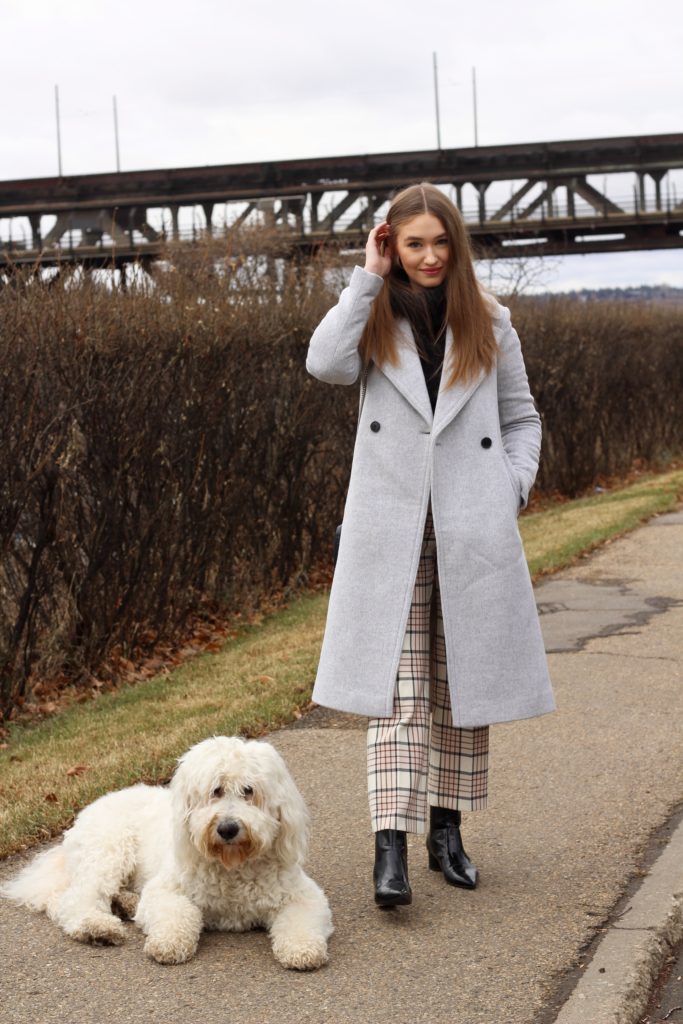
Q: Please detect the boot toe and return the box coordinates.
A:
[444,864,477,889]
[374,884,413,907]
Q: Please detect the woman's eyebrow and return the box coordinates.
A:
[404,234,447,241]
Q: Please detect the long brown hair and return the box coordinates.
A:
[359,183,497,386]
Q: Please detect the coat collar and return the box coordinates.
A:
[378,319,486,437]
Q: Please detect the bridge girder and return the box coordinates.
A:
[1,133,682,266]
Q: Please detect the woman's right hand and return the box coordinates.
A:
[364,222,392,278]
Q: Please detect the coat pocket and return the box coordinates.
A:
[500,450,523,515]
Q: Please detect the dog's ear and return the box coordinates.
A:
[169,749,195,819]
[255,743,309,866]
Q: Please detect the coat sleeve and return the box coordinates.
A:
[306,266,385,385]
[495,304,542,510]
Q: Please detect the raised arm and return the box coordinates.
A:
[306,223,391,386]
[305,267,384,385]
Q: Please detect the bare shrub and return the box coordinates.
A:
[513,296,683,495]
[0,235,355,717]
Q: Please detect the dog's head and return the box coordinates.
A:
[170,736,309,869]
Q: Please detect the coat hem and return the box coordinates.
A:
[310,694,556,728]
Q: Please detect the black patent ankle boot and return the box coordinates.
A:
[373,829,412,907]
[426,806,478,889]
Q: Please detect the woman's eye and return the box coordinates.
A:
[212,786,224,799]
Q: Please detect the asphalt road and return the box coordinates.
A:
[1,509,682,1024]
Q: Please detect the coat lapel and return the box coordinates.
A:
[432,327,486,438]
[379,320,433,428]
[379,321,487,434]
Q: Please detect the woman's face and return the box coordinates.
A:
[393,212,450,289]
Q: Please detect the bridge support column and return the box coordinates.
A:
[546,185,556,218]
[637,172,647,212]
[28,214,42,250]
[169,205,180,241]
[649,171,665,210]
[289,196,305,234]
[309,193,322,231]
[475,182,490,222]
[278,197,305,233]
[202,203,214,236]
[455,184,464,210]
[257,198,276,228]
[566,181,576,218]
[363,194,377,231]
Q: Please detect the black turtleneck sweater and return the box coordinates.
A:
[389,279,449,412]
[407,284,448,412]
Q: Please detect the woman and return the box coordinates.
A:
[306,183,554,907]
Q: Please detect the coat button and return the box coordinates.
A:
[481,436,492,448]
[370,421,381,432]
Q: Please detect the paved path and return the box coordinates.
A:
[1,509,682,1024]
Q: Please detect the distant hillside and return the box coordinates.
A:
[543,284,683,304]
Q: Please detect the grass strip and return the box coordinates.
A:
[522,468,683,576]
[0,595,328,857]
[1,467,681,858]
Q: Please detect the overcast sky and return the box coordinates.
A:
[2,0,682,290]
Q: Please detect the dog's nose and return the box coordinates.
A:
[217,820,240,842]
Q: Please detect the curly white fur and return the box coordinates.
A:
[1,737,333,969]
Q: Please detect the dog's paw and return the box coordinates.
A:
[272,935,329,971]
[144,932,198,965]
[71,913,127,946]
[112,890,139,920]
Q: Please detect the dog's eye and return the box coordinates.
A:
[211,786,224,799]
[242,786,254,799]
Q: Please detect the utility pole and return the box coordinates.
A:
[113,95,121,172]
[55,85,63,176]
[472,67,479,147]
[433,52,442,151]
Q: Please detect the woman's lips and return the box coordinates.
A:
[421,267,442,275]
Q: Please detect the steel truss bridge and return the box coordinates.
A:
[1,132,682,269]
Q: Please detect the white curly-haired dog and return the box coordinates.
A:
[1,736,333,969]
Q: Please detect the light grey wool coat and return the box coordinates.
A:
[306,266,555,727]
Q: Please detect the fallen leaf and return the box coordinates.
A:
[44,793,58,803]
[66,764,89,777]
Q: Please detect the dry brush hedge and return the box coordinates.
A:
[512,296,683,496]
[1,245,682,717]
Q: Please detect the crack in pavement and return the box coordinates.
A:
[535,577,682,654]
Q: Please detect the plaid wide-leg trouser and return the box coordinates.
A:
[367,502,489,834]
